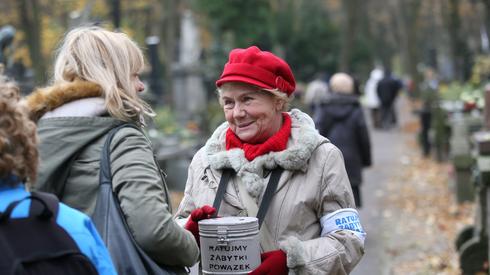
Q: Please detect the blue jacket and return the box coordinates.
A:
[0,182,117,275]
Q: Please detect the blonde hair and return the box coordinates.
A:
[53,26,154,123]
[217,82,292,111]
[0,79,38,186]
[330,73,354,94]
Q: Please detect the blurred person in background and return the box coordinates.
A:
[377,69,403,129]
[176,46,365,274]
[418,68,439,157]
[364,67,384,128]
[303,71,330,114]
[24,26,199,271]
[0,77,116,274]
[314,73,372,208]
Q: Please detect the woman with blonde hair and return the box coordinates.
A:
[0,77,116,274]
[25,26,199,272]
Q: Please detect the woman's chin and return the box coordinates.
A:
[237,134,254,143]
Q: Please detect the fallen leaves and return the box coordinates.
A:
[386,144,475,274]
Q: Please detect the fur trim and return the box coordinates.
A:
[279,236,325,275]
[23,80,103,122]
[204,109,327,200]
[280,236,306,268]
[41,97,106,118]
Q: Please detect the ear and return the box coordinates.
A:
[275,98,285,112]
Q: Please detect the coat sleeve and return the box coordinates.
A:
[279,145,365,274]
[174,152,201,221]
[110,128,199,267]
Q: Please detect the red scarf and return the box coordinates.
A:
[226,113,291,161]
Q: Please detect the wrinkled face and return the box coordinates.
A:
[221,83,284,144]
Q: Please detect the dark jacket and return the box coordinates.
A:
[376,76,402,107]
[314,94,372,186]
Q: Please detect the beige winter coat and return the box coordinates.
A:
[176,109,365,274]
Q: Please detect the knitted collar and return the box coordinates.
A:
[226,113,291,161]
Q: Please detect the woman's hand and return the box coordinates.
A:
[249,250,288,275]
[184,205,216,246]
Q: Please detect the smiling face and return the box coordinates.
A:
[220,82,284,144]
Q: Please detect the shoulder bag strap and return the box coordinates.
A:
[98,123,180,275]
[101,123,174,213]
[256,168,283,228]
[100,123,140,185]
[212,169,235,216]
[211,167,284,229]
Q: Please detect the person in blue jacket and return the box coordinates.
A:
[0,78,117,275]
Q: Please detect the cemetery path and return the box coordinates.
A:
[352,95,474,275]
[169,95,474,274]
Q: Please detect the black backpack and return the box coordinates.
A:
[0,191,99,275]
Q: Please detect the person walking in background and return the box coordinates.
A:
[351,73,362,97]
[176,46,365,274]
[418,68,439,157]
[314,73,372,208]
[24,26,199,271]
[0,78,116,274]
[377,69,403,129]
[303,71,330,114]
[364,67,384,128]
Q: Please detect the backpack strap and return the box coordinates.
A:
[212,167,284,229]
[0,193,56,223]
[30,191,59,219]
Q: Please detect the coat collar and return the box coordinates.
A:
[204,109,327,199]
[24,80,104,122]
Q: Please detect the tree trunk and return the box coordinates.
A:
[482,0,490,51]
[447,0,470,81]
[17,0,46,85]
[406,1,421,96]
[393,0,421,97]
[339,0,359,72]
[160,0,179,105]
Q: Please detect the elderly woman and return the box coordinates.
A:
[176,46,365,274]
[24,26,199,272]
[314,73,372,208]
[0,78,116,274]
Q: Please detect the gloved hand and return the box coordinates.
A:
[249,250,288,275]
[184,205,216,246]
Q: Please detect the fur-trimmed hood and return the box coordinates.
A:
[23,80,103,122]
[204,108,328,199]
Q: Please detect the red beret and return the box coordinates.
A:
[216,46,296,96]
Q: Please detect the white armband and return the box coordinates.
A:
[320,208,366,243]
